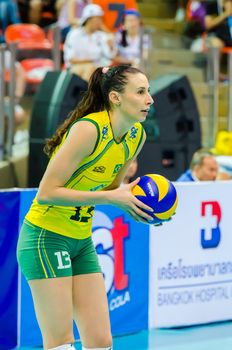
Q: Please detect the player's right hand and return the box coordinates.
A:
[108,178,154,224]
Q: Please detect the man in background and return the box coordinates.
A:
[176,148,219,181]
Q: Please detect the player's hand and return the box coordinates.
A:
[109,178,154,224]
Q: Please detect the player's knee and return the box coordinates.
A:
[44,331,74,349]
[97,332,112,348]
[82,332,113,349]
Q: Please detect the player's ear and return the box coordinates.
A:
[109,90,121,106]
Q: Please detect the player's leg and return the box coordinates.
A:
[71,236,112,349]
[17,222,75,349]
[73,272,112,349]
[29,277,74,349]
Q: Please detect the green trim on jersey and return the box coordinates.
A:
[65,138,114,188]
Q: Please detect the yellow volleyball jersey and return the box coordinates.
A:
[26,110,144,239]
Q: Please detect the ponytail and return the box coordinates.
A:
[44,65,143,157]
[44,67,105,157]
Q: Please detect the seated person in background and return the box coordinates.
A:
[63,4,115,81]
[113,9,150,68]
[204,0,232,48]
[0,0,26,124]
[0,0,20,43]
[56,0,91,42]
[3,51,27,125]
[176,148,219,181]
[190,0,232,79]
[217,167,232,179]
[184,1,207,51]
[175,0,188,21]
[17,0,57,26]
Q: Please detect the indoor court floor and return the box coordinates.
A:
[18,321,232,350]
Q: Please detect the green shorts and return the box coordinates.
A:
[17,220,102,280]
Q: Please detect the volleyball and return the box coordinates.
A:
[132,174,178,224]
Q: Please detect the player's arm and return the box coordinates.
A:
[37,121,98,205]
[37,123,153,222]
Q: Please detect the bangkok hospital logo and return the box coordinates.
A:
[200,201,221,249]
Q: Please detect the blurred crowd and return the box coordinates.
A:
[2,0,232,120]
[1,0,232,184]
[0,0,151,119]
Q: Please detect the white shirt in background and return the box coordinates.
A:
[64,27,115,67]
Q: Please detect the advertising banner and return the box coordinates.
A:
[18,189,42,347]
[93,206,149,335]
[0,191,20,350]
[149,181,232,328]
[18,192,149,346]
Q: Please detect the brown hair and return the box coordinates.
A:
[44,65,143,157]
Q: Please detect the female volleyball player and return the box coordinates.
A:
[17,65,154,350]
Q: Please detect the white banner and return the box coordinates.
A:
[149,181,232,328]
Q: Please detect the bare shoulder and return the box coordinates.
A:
[68,119,99,137]
[64,119,99,157]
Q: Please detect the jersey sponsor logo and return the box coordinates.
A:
[200,201,221,249]
[92,165,106,173]
[113,163,123,175]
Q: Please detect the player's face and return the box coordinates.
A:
[196,157,219,181]
[119,73,154,122]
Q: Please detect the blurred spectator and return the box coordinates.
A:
[176,148,219,181]
[2,50,27,125]
[204,0,232,49]
[183,0,232,52]
[63,4,115,81]
[0,0,26,123]
[56,0,91,42]
[94,0,138,32]
[40,0,57,27]
[217,166,232,179]
[113,9,150,68]
[188,0,232,79]
[17,0,36,23]
[175,0,188,21]
[17,0,57,27]
[183,0,206,49]
[0,0,20,43]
